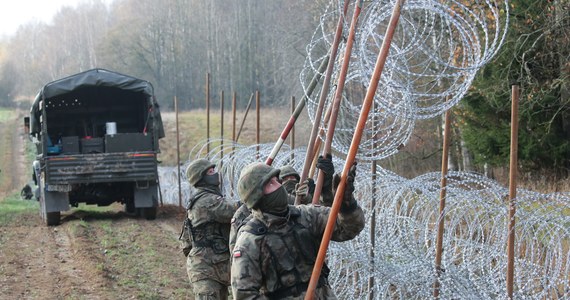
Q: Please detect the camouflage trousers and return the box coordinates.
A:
[192,279,229,300]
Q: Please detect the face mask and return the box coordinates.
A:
[202,173,220,187]
[282,179,298,194]
[257,186,288,215]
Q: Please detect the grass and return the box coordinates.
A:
[0,192,38,225]
[158,107,313,166]
[0,108,14,122]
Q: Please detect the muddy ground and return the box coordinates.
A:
[0,111,195,299]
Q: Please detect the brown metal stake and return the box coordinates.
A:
[231,92,237,197]
[220,91,224,186]
[305,0,404,298]
[206,72,210,156]
[507,84,519,299]
[236,93,254,143]
[256,90,260,160]
[291,96,295,162]
[175,96,182,208]
[434,104,452,298]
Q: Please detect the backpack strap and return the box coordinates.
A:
[241,218,267,236]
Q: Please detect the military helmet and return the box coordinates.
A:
[279,165,300,182]
[238,162,280,209]
[186,159,215,186]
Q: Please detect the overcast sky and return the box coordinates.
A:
[0,0,109,37]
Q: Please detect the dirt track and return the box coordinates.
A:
[0,111,195,299]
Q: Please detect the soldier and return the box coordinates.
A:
[228,158,334,253]
[230,161,364,299]
[180,158,239,299]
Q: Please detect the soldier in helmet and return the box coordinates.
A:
[180,158,240,299]
[228,157,334,253]
[230,161,364,299]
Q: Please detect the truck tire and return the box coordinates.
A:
[125,201,136,214]
[140,207,157,220]
[46,211,61,226]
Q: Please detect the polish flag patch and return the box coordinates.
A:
[233,250,242,258]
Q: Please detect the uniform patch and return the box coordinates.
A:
[233,250,242,258]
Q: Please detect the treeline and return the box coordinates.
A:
[0,0,568,176]
[0,0,326,109]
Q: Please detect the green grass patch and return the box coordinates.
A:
[0,193,38,225]
[0,108,14,122]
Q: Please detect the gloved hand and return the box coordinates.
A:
[183,247,191,257]
[316,154,334,187]
[295,181,308,199]
[333,162,358,212]
[295,179,315,199]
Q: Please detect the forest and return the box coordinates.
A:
[0,0,568,178]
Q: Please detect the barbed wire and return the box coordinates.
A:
[300,0,509,161]
[156,0,568,298]
[158,141,569,299]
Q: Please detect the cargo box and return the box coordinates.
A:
[105,133,153,153]
[81,137,104,154]
[61,136,80,154]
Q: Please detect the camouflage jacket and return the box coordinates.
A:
[230,203,365,299]
[228,185,304,254]
[186,187,239,285]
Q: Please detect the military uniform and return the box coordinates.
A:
[228,163,328,254]
[230,162,364,299]
[181,159,239,299]
[231,204,364,299]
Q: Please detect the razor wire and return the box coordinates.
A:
[153,1,570,298]
[300,0,509,161]
[158,141,569,299]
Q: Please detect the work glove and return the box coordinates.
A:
[316,154,334,188]
[182,247,191,257]
[295,178,315,204]
[333,162,358,213]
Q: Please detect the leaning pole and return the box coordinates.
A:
[305,0,405,298]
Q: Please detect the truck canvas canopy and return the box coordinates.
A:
[29,68,164,139]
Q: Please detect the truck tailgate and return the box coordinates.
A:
[45,152,158,184]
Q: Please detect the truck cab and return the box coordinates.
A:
[27,68,165,225]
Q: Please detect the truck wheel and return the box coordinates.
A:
[140,207,157,220]
[46,211,61,226]
[125,201,136,214]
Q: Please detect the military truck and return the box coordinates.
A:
[26,68,165,226]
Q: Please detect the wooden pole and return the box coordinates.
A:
[434,106,452,298]
[305,0,404,298]
[175,96,182,208]
[206,73,210,156]
[232,92,236,197]
[311,0,363,205]
[232,92,237,144]
[256,90,260,160]
[220,91,224,156]
[296,0,351,205]
[236,93,254,143]
[291,96,295,162]
[264,56,329,166]
[368,159,376,299]
[368,99,378,299]
[507,84,519,299]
